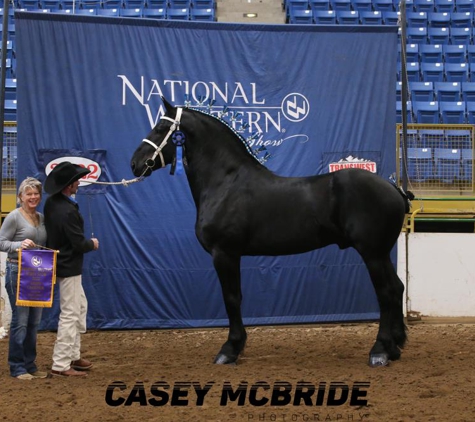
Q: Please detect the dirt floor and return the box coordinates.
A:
[1,321,474,422]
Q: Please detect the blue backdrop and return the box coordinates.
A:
[15,13,398,329]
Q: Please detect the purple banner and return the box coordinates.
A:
[17,249,57,308]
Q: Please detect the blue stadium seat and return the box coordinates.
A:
[411,81,434,101]
[451,27,471,44]
[350,0,372,11]
[330,0,352,11]
[421,62,444,82]
[400,62,421,82]
[309,0,331,11]
[142,7,166,18]
[461,148,473,180]
[454,0,474,13]
[434,148,461,182]
[18,0,40,9]
[466,101,475,123]
[360,10,383,24]
[413,100,440,123]
[396,81,403,101]
[420,43,443,63]
[81,0,101,8]
[147,0,167,7]
[191,0,215,8]
[427,11,451,26]
[169,0,191,6]
[167,7,190,19]
[419,128,445,147]
[407,11,428,26]
[445,62,469,82]
[289,9,314,24]
[119,7,143,17]
[285,0,308,20]
[4,99,17,121]
[4,77,16,101]
[414,0,435,12]
[443,44,467,63]
[461,81,475,101]
[383,10,400,24]
[123,0,146,7]
[435,81,461,101]
[450,11,473,27]
[427,26,450,43]
[439,101,466,122]
[396,101,413,123]
[467,44,475,62]
[407,147,434,182]
[97,7,120,15]
[76,8,97,14]
[407,26,429,43]
[190,7,215,20]
[102,0,123,8]
[337,10,359,24]
[400,129,420,148]
[446,128,471,148]
[434,0,455,11]
[313,10,336,23]
[373,0,394,10]
[403,43,420,62]
[40,0,61,8]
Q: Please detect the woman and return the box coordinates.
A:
[0,177,47,380]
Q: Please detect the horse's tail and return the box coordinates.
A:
[388,174,414,214]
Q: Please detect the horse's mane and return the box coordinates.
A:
[186,106,268,164]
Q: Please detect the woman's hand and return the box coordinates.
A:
[21,239,35,249]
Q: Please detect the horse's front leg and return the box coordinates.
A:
[212,250,247,365]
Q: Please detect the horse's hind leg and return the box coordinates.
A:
[212,251,247,365]
[364,255,407,367]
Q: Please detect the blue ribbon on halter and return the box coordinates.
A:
[172,131,186,175]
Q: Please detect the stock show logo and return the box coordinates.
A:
[117,76,311,151]
[329,156,377,173]
[30,255,42,267]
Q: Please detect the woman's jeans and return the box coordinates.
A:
[5,262,43,377]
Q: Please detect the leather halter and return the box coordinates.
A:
[142,107,183,170]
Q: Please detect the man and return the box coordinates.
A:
[44,161,99,378]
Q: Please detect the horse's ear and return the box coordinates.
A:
[161,96,175,113]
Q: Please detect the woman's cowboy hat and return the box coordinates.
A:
[44,161,90,195]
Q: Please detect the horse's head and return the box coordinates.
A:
[130,97,184,177]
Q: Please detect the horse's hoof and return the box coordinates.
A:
[368,353,390,367]
[214,353,237,365]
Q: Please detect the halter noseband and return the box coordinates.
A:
[142,107,183,170]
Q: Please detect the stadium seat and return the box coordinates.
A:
[411,81,435,101]
[289,9,314,24]
[40,0,61,8]
[434,0,455,12]
[396,101,413,123]
[439,101,466,122]
[421,62,444,82]
[407,11,428,26]
[420,43,443,63]
[450,11,473,27]
[190,7,215,21]
[337,10,359,24]
[400,62,421,82]
[451,27,471,44]
[454,0,474,13]
[419,128,445,148]
[119,8,143,17]
[413,100,440,123]
[166,7,190,19]
[466,101,475,123]
[309,0,331,11]
[142,7,166,18]
[350,0,371,10]
[427,11,451,26]
[4,99,17,121]
[399,129,420,148]
[427,26,450,44]
[435,81,461,101]
[407,26,429,44]
[191,0,215,8]
[446,128,471,148]
[461,148,473,180]
[383,10,400,24]
[461,81,475,101]
[467,44,475,62]
[97,7,120,15]
[18,0,40,9]
[123,0,146,7]
[81,0,102,8]
[434,148,461,182]
[373,0,394,10]
[443,44,467,63]
[76,8,97,14]
[313,10,336,23]
[169,0,191,6]
[407,147,434,182]
[360,10,383,24]
[413,0,435,12]
[330,0,352,11]
[285,0,308,20]
[147,0,167,7]
[4,77,16,101]
[445,62,469,82]
[402,43,420,63]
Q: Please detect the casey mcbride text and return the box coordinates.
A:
[105,381,370,407]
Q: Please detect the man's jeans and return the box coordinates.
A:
[5,262,43,377]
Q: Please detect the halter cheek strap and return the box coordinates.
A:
[142,107,183,170]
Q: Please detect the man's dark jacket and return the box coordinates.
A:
[44,194,94,277]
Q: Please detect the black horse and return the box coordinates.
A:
[131,98,410,367]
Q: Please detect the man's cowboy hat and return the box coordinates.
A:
[44,161,90,195]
